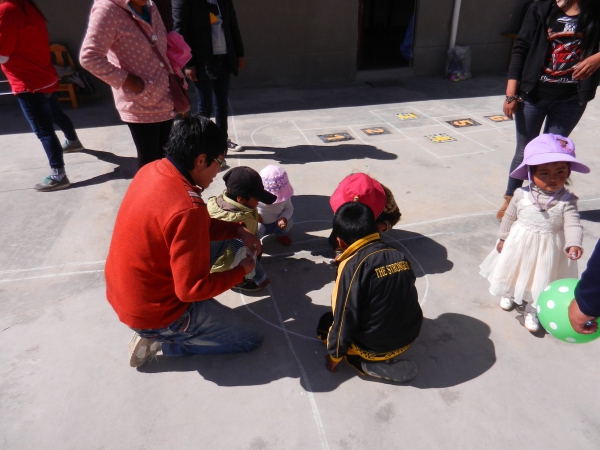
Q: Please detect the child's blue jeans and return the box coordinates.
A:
[258,219,293,238]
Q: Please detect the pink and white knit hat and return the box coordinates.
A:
[259,165,294,204]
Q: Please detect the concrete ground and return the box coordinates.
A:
[1,74,600,449]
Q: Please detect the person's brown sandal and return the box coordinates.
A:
[496,195,513,221]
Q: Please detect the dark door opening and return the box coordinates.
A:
[357,0,417,70]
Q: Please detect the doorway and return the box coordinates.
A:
[357,0,418,70]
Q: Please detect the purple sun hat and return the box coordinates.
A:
[259,165,294,204]
[509,134,590,180]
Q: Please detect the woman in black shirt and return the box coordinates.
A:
[497,0,600,220]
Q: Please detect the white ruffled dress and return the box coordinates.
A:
[480,187,581,306]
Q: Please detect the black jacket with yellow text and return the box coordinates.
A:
[327,234,423,360]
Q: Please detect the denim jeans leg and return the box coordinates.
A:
[48,93,78,141]
[543,99,587,136]
[194,78,214,118]
[159,300,263,356]
[258,221,290,238]
[212,58,231,136]
[17,92,65,169]
[506,99,549,196]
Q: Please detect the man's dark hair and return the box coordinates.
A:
[165,114,227,170]
[333,201,378,246]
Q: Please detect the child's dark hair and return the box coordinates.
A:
[333,202,378,246]
[165,114,227,170]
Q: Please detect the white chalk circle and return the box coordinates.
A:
[272,136,301,142]
[546,300,555,309]
[549,322,558,330]
[544,285,551,292]
[566,337,577,343]
[558,286,570,293]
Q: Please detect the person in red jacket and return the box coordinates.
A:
[105,114,263,368]
[0,0,84,191]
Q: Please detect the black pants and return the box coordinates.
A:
[127,120,174,169]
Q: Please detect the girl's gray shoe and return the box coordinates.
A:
[361,359,417,382]
[34,175,71,192]
[62,139,84,153]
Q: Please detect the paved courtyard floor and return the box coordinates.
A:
[1,74,600,449]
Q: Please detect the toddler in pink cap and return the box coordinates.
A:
[480,134,590,333]
[257,165,294,246]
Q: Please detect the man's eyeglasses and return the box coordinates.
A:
[216,158,227,168]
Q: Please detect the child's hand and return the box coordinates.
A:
[496,240,504,253]
[567,246,582,260]
[257,214,263,223]
[278,217,288,229]
[238,256,256,275]
[324,355,339,373]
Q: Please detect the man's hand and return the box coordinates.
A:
[238,57,245,71]
[257,214,263,224]
[567,246,582,260]
[325,355,340,373]
[568,299,599,334]
[238,255,256,275]
[277,217,288,229]
[497,240,504,253]
[185,67,198,82]
[238,226,262,255]
[123,74,145,94]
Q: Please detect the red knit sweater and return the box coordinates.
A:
[105,159,245,329]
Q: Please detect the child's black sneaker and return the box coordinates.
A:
[361,359,417,383]
[232,278,270,292]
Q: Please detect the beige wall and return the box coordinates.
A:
[37,0,525,90]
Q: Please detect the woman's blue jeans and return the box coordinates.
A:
[16,92,78,169]
[194,55,231,137]
[506,97,587,196]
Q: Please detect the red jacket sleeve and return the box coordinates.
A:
[165,208,245,302]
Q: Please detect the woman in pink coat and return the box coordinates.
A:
[81,0,178,168]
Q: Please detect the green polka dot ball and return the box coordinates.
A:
[537,278,600,344]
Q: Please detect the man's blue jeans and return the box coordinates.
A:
[506,97,587,196]
[194,55,231,137]
[132,240,263,356]
[16,92,78,169]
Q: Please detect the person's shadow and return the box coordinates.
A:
[69,149,137,189]
[580,209,600,223]
[139,232,494,390]
[236,144,397,165]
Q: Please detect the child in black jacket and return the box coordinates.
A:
[317,202,423,382]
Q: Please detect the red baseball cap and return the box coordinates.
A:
[330,173,387,217]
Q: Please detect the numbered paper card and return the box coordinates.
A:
[396,113,418,121]
[446,118,481,128]
[361,127,390,136]
[425,133,456,144]
[317,133,354,143]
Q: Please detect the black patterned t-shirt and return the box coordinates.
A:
[540,13,581,84]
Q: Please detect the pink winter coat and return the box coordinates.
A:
[80,0,176,123]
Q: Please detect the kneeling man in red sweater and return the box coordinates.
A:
[105,115,263,368]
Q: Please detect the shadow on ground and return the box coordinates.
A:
[138,235,489,391]
[580,209,600,223]
[139,310,495,392]
[69,149,137,189]
[236,144,397,165]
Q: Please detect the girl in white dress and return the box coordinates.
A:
[480,134,590,332]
